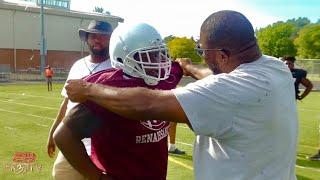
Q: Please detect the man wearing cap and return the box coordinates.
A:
[46,20,113,180]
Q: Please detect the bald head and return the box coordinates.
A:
[200,10,257,55]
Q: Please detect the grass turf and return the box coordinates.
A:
[0,82,319,179]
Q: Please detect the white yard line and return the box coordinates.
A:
[170,158,320,173]
[0,100,59,110]
[299,108,320,112]
[4,126,17,131]
[299,144,318,150]
[178,125,190,129]
[0,108,54,120]
[168,157,193,171]
[176,140,193,147]
[296,165,320,173]
[35,123,49,127]
[177,141,319,150]
[0,92,62,100]
[175,141,320,173]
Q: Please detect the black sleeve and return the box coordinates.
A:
[63,103,103,139]
[300,69,307,78]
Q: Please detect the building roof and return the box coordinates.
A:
[0,1,124,22]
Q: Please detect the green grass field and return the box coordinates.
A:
[0,82,319,179]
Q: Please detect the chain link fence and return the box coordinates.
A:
[1,60,320,90]
[296,59,320,90]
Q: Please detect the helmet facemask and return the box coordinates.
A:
[124,44,172,86]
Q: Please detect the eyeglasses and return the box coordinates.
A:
[195,47,226,57]
[195,41,257,57]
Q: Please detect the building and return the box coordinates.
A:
[0,0,123,73]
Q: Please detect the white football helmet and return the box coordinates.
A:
[109,23,172,85]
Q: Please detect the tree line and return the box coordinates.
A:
[91,8,320,62]
[165,17,320,63]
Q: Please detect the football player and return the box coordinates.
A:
[282,56,313,100]
[53,23,182,180]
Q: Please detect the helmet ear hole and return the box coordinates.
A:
[133,53,139,61]
[116,57,123,63]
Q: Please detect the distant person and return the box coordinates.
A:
[65,10,298,179]
[46,20,113,180]
[282,57,318,161]
[45,65,54,91]
[168,122,185,155]
[54,23,182,179]
[282,56,313,100]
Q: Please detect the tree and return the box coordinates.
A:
[286,17,311,29]
[94,6,104,13]
[294,24,320,59]
[167,37,202,63]
[93,6,111,15]
[256,22,297,57]
[163,35,176,44]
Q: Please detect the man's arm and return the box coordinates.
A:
[65,80,189,124]
[53,104,111,180]
[298,78,313,100]
[53,123,107,180]
[176,58,212,80]
[47,98,68,158]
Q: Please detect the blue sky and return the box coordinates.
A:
[70,0,319,38]
[239,0,319,22]
[6,0,320,38]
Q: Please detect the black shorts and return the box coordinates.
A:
[63,103,103,138]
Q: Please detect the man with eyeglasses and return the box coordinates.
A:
[65,10,298,180]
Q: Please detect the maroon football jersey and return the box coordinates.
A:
[82,62,182,180]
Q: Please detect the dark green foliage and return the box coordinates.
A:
[256,22,297,57]
[167,37,202,63]
[294,24,320,58]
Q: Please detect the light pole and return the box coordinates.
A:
[39,0,46,75]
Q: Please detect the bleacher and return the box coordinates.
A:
[0,72,10,82]
[0,64,10,82]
